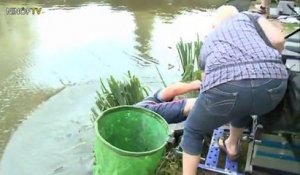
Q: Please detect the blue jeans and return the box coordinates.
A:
[180,78,288,155]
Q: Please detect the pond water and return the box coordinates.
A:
[0,0,237,159]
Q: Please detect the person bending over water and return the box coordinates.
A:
[180,5,288,175]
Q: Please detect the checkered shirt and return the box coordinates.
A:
[200,12,288,92]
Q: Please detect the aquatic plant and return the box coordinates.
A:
[91,71,149,119]
[176,35,202,82]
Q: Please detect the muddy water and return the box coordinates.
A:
[0,0,228,159]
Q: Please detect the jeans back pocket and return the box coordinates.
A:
[204,87,238,116]
[267,80,288,108]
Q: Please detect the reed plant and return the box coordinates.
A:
[91,71,149,119]
[176,35,202,82]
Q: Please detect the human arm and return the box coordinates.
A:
[258,17,285,53]
[159,80,201,102]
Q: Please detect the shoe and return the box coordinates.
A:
[218,137,240,161]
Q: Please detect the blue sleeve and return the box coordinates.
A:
[153,89,164,102]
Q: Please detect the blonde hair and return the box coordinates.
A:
[212,5,239,28]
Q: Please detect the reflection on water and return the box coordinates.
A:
[0,0,231,159]
[133,11,158,65]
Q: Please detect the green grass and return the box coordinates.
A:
[156,149,182,175]
[283,23,300,35]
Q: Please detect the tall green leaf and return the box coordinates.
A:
[92,71,149,118]
[176,35,203,82]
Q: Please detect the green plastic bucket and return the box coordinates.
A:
[94,105,169,175]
